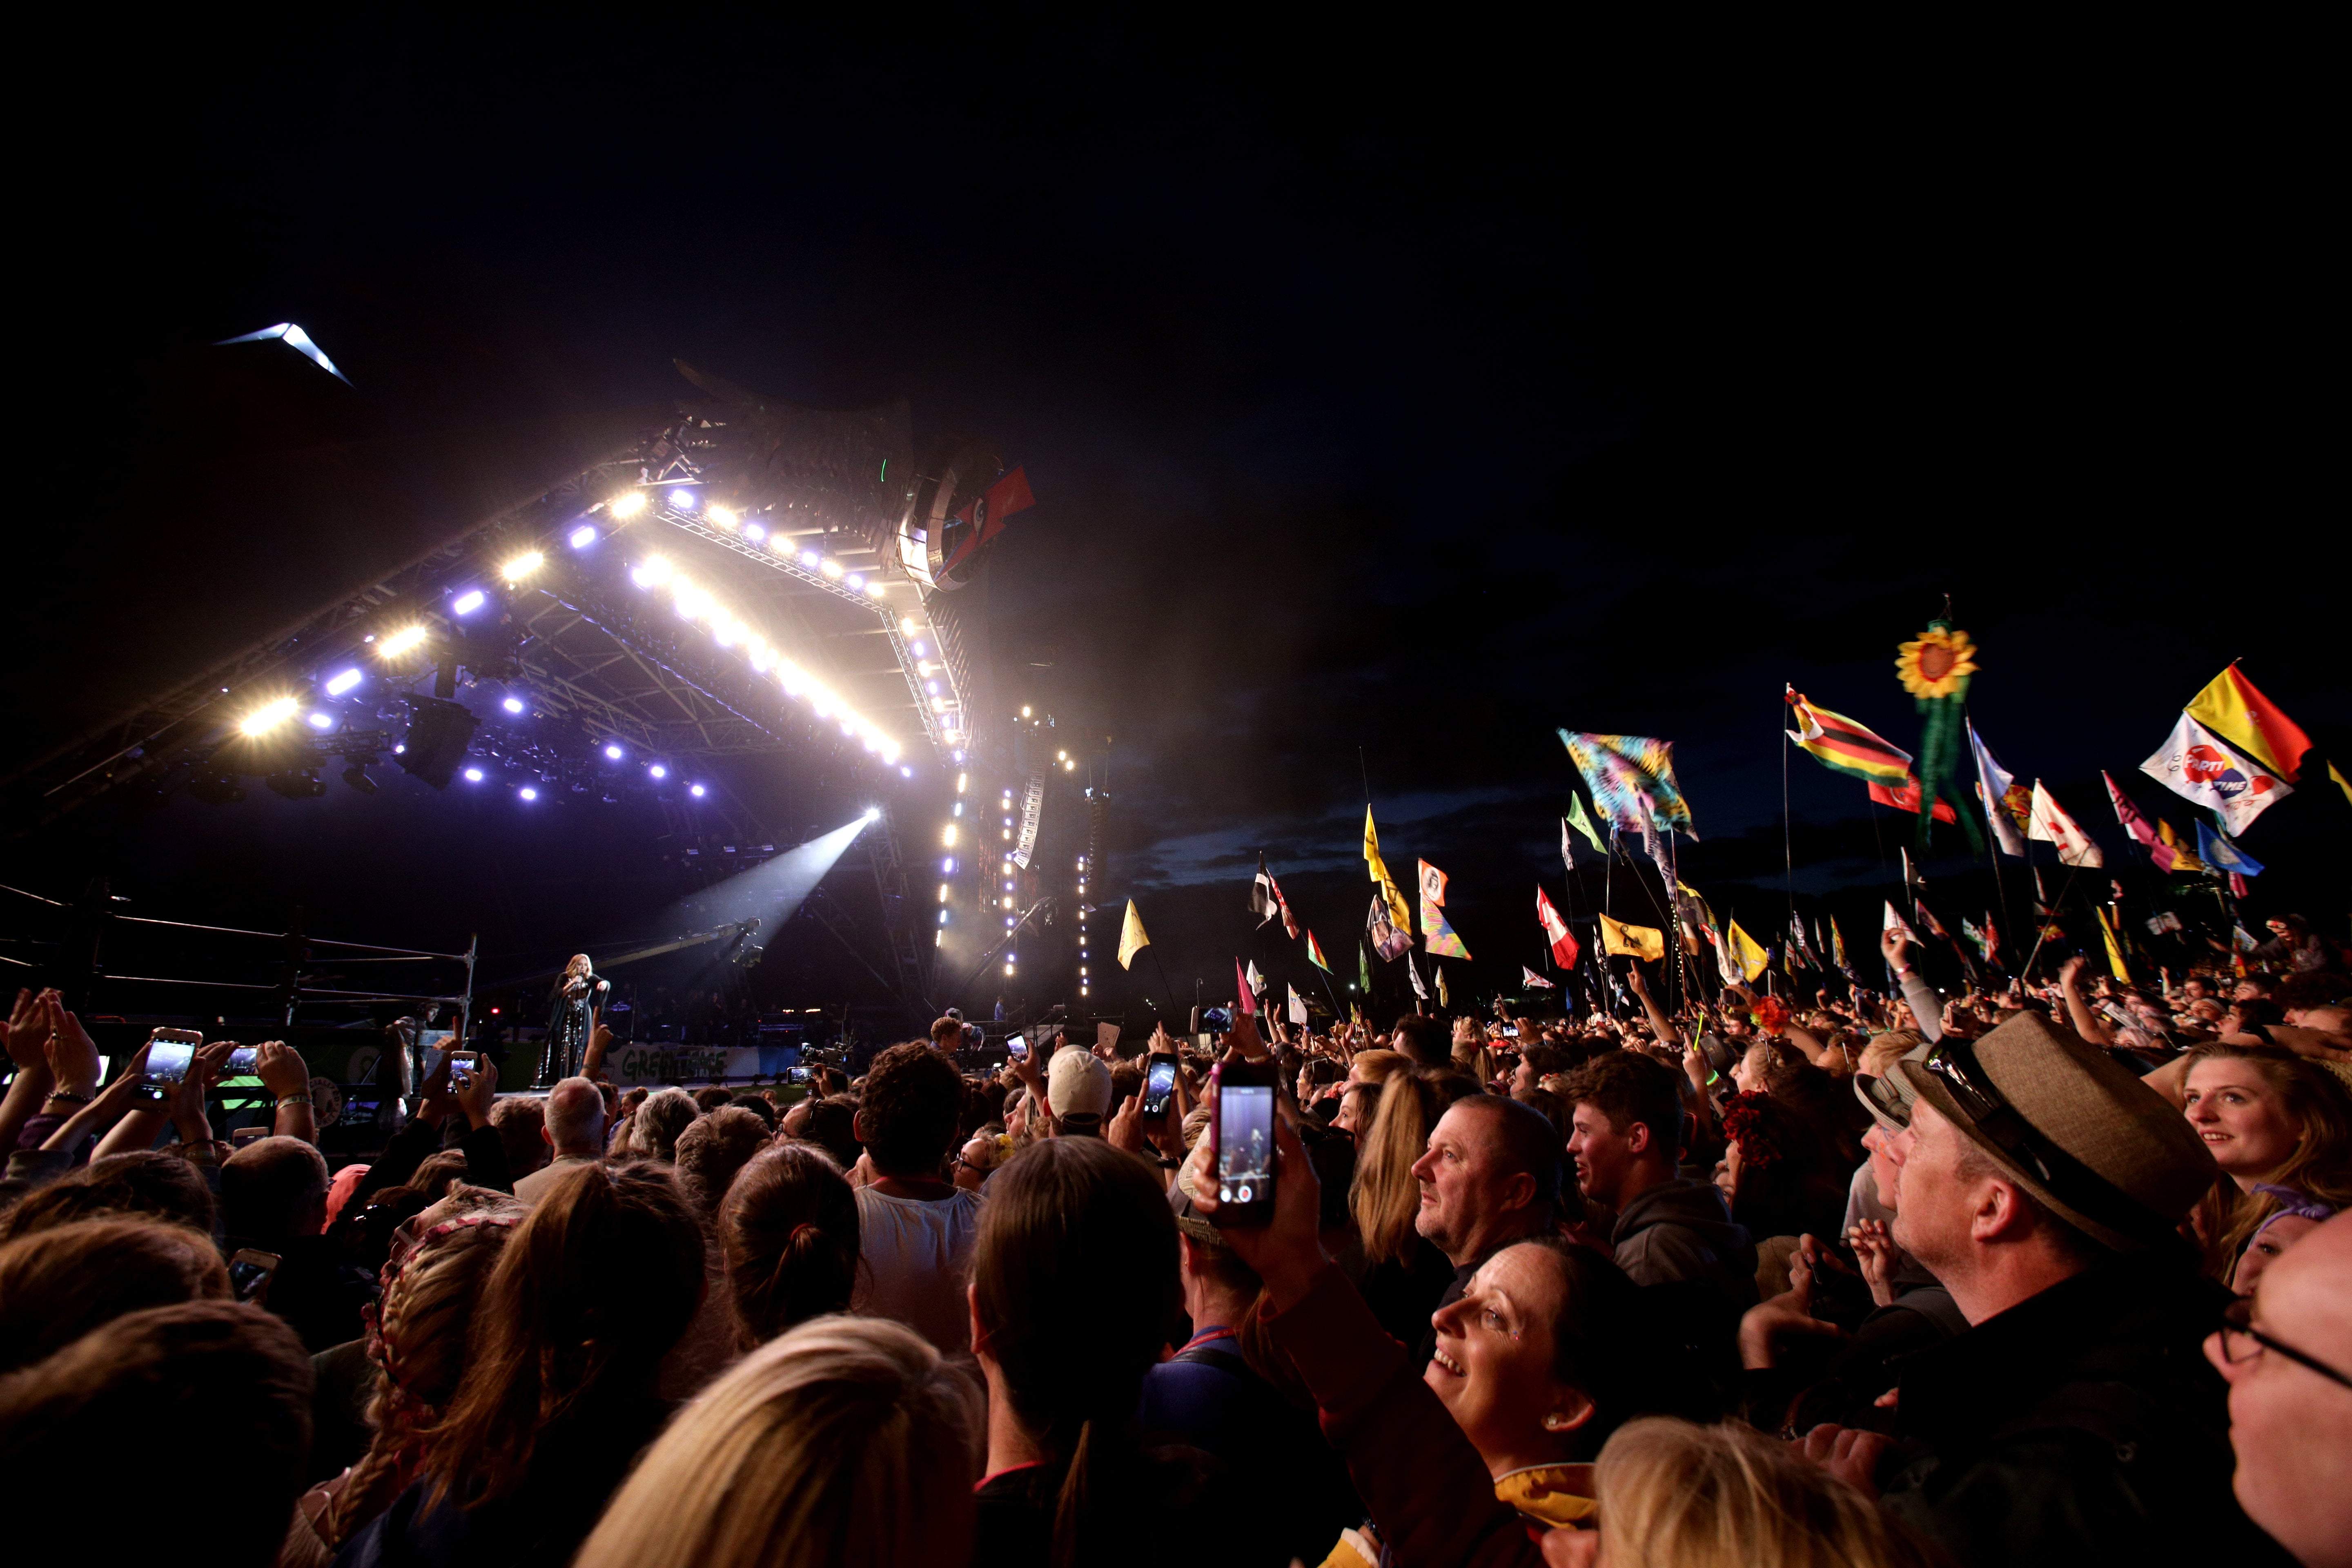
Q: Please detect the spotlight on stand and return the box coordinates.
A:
[265,770,329,800]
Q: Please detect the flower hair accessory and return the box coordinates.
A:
[1748,996,1789,1034]
[1720,1091,1784,1169]
[2252,1184,2337,1232]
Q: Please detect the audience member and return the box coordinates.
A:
[633,1085,701,1162]
[674,1104,772,1216]
[0,1217,227,1372]
[1409,1094,1569,1363]
[851,1042,983,1355]
[512,1075,605,1206]
[576,1316,982,1568]
[220,1135,377,1351]
[486,1096,546,1183]
[721,1142,862,1347]
[1564,1052,1758,1312]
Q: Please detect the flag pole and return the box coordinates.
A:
[1145,945,1180,1031]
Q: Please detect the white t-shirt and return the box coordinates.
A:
[853,1184,986,1355]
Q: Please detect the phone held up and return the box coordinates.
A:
[137,1028,204,1103]
[1209,1058,1277,1226]
[1140,1052,1178,1117]
[227,1248,282,1306]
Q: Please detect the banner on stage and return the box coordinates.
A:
[606,1045,801,1088]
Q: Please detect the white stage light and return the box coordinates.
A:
[214,322,351,384]
[570,524,597,549]
[306,712,333,731]
[690,783,707,798]
[604,744,624,761]
[744,523,766,542]
[239,697,299,736]
[610,491,648,519]
[379,626,428,658]
[464,768,484,783]
[325,669,362,697]
[864,807,881,822]
[649,764,668,779]
[502,697,525,714]
[501,552,543,582]
[519,786,538,801]
[452,590,486,615]
[670,488,698,510]
[707,504,737,528]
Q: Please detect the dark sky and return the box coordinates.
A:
[13,24,2343,1024]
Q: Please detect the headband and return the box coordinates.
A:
[2252,1184,2337,1234]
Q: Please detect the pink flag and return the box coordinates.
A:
[2103,771,2176,873]
[1233,957,1256,1015]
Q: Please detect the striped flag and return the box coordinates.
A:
[1786,686,1913,786]
[1521,966,1557,989]
[1306,931,1332,973]
[1537,886,1580,969]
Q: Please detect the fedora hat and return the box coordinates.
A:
[1897,1011,2214,1251]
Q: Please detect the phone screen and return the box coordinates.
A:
[1008,1039,1029,1060]
[147,1043,196,1086]
[788,1065,812,1084]
[225,1046,261,1075]
[1216,1085,1275,1205]
[1142,1058,1177,1116]
[227,1252,280,1303]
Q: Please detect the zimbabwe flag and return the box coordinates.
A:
[1786,686,1913,786]
[1306,931,1332,973]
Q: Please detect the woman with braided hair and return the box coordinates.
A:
[281,1189,524,1566]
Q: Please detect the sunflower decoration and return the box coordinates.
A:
[1895,616,1984,854]
[1895,624,1979,700]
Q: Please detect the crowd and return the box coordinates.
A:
[2,915,2349,1568]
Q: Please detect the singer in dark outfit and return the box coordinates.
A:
[539,953,608,1085]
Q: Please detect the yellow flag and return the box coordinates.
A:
[1117,900,1150,970]
[1599,913,1666,963]
[2157,818,2207,875]
[2333,760,2352,806]
[1726,919,1770,981]
[2096,906,2132,983]
[1362,807,1412,931]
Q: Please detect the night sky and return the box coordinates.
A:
[13,27,2343,1027]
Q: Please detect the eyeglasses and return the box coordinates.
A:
[2214,1296,2352,1390]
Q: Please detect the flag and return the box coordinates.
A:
[1435,967,1450,1008]
[1250,856,1279,927]
[1419,860,1449,909]
[2141,713,2293,836]
[1869,775,1960,823]
[1726,919,1770,981]
[1883,900,1920,947]
[2332,760,2352,806]
[1830,916,1853,978]
[1118,900,1150,970]
[1233,958,1256,1015]
[1408,955,1428,1001]
[1358,941,1370,996]
[2103,771,2176,872]
[1901,847,1927,899]
[1246,960,1265,996]
[2157,817,2207,875]
[1960,915,1988,959]
[1785,687,1914,785]
[1558,733,1698,838]
[1306,931,1332,972]
[1916,902,1951,941]
[942,466,1037,574]
[2187,664,2312,781]
[1367,894,1410,962]
[1537,886,1580,969]
[1559,815,1578,873]
[1521,966,1557,989]
[1599,913,1666,962]
[2027,781,2105,867]
[1363,808,1412,930]
[2197,822,2265,878]
[1423,901,1473,961]
[1287,984,1308,1025]
[1564,796,1606,855]
[2096,906,2132,982]
[1981,913,2002,965]
[1968,720,2030,858]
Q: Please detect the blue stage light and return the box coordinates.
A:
[519,786,538,801]
[604,744,624,761]
[649,764,668,779]
[670,489,697,510]
[325,668,362,697]
[690,784,707,798]
[570,523,597,549]
[463,768,484,783]
[307,712,334,731]
[452,590,486,615]
[502,697,524,714]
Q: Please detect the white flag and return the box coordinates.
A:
[1287,984,1308,1025]
[1407,956,1428,1001]
[1521,965,1557,989]
[2026,780,2105,868]
[2140,712,2292,837]
[1559,817,1576,875]
[1968,720,2029,858]
[1883,900,1920,947]
[1245,960,1264,996]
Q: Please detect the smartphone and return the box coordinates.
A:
[138,1028,204,1103]
[225,1046,261,1076]
[227,1248,282,1306]
[1141,1053,1178,1117]
[1007,1038,1029,1061]
[1210,1059,1278,1226]
[788,1065,813,1084]
[1198,1005,1232,1036]
[1501,1025,1520,1038]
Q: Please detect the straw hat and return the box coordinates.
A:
[1896,1011,2214,1252]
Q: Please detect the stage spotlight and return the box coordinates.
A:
[463,768,484,783]
[819,558,844,579]
[519,786,539,801]
[690,783,707,798]
[800,550,820,568]
[864,581,884,598]
[899,765,913,778]
[744,522,766,542]
[1064,760,1075,771]
[632,556,674,589]
[670,488,697,510]
[240,696,298,735]
[341,765,377,794]
[265,770,328,800]
[911,641,929,657]
[863,806,881,822]
[846,572,864,590]
[502,552,543,583]
[305,712,333,731]
[325,668,362,697]
[900,617,917,635]
[610,491,648,519]
[942,856,956,873]
[942,825,958,847]
[707,504,737,528]
[378,626,428,659]
[501,697,525,714]
[569,523,597,549]
[649,764,668,779]
[604,744,624,761]
[452,590,487,615]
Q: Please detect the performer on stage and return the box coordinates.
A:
[539,953,609,1085]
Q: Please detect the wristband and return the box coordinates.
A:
[1893,966,1913,979]
[44,1091,92,1106]
[276,1093,310,1109]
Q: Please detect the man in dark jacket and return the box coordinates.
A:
[1800,1013,2294,1567]
[1562,1051,1757,1304]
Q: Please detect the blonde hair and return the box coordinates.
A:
[1594,1418,1922,1568]
[1348,1049,1412,1085]
[1352,1071,1440,1266]
[574,1316,982,1568]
